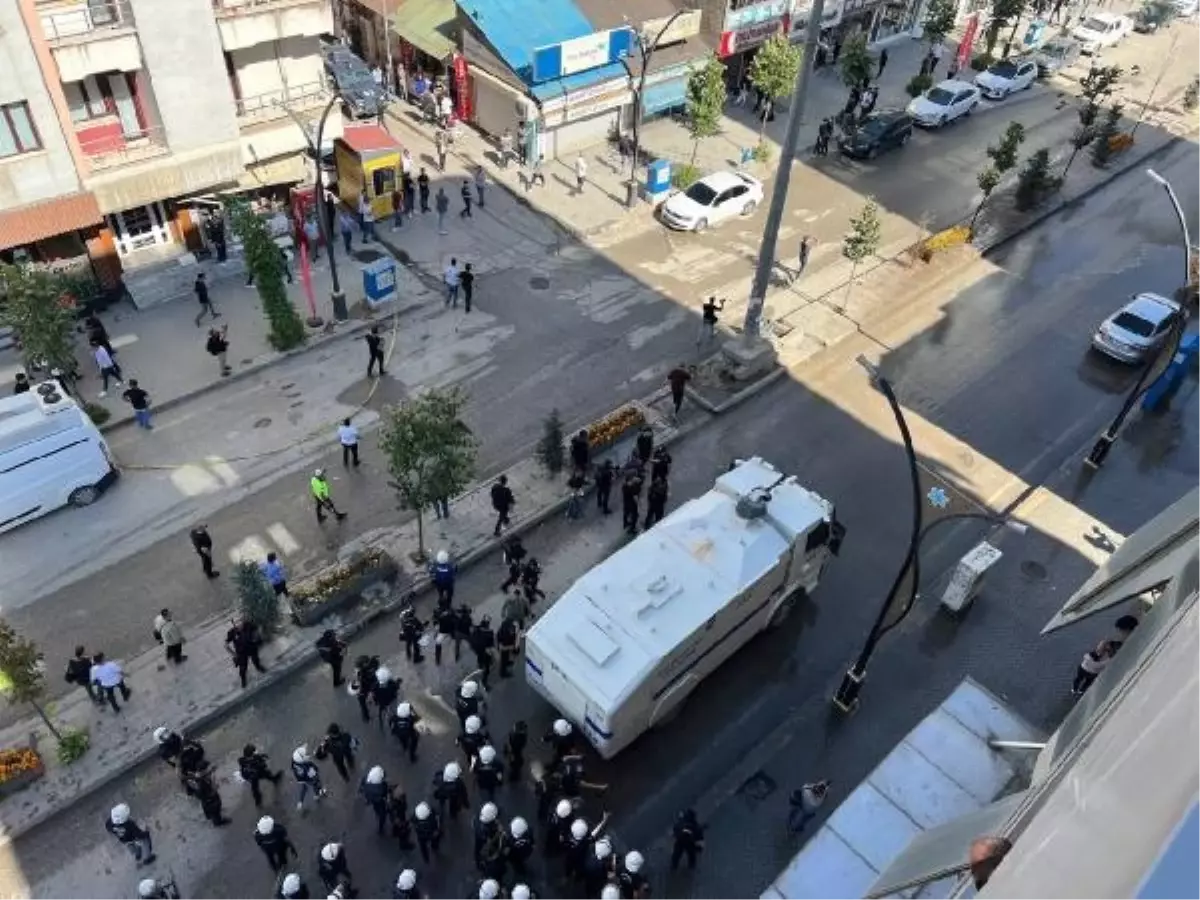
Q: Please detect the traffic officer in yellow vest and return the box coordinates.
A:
[310,468,347,524]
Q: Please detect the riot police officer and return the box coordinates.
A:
[389,701,421,763]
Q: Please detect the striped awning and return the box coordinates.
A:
[0,192,102,251]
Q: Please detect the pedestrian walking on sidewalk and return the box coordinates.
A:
[490,474,515,536]
[622,475,641,535]
[574,155,587,193]
[436,130,448,171]
[667,365,692,418]
[304,217,321,261]
[239,745,283,808]
[436,188,450,234]
[698,296,726,345]
[475,166,487,207]
[403,173,416,222]
[444,258,460,306]
[256,816,297,872]
[644,476,668,529]
[90,652,131,713]
[339,210,354,254]
[207,325,232,377]
[311,468,348,523]
[595,459,615,514]
[788,780,829,833]
[499,128,514,168]
[153,608,187,664]
[460,180,473,218]
[877,47,889,77]
[392,185,404,230]
[315,629,347,686]
[794,235,813,283]
[226,619,266,688]
[93,342,123,396]
[122,379,152,428]
[860,84,878,117]
[461,263,475,313]
[365,325,387,377]
[1072,640,1114,695]
[85,314,116,360]
[260,552,289,598]
[362,204,376,244]
[66,645,104,706]
[418,169,431,212]
[194,273,219,326]
[190,524,220,578]
[528,155,546,190]
[106,804,155,867]
[338,417,360,467]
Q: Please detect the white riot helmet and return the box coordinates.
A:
[460,681,478,699]
[436,550,449,564]
[625,849,645,873]
[594,836,613,859]
[367,765,385,784]
[415,801,432,820]
[478,744,497,765]
[292,745,309,764]
[396,870,417,891]
[511,885,532,900]
[443,761,462,782]
[257,815,275,835]
[396,701,413,718]
[465,715,482,734]
[552,718,572,738]
[555,799,572,820]
[570,818,589,841]
[321,842,341,862]
[110,803,130,825]
[510,816,529,838]
[375,666,393,685]
[138,878,158,898]
[601,885,622,900]
[480,802,498,824]
[314,468,325,478]
[153,726,169,744]
[479,879,500,900]
[282,874,302,897]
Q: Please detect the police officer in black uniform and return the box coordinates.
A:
[238,743,283,807]
[315,629,347,686]
[389,701,421,763]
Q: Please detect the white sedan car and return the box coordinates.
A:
[906,80,981,127]
[974,58,1038,99]
[660,171,765,232]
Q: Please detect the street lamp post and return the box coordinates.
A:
[314,94,349,322]
[620,11,687,209]
[1084,168,1191,469]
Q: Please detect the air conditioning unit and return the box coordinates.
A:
[33,381,75,414]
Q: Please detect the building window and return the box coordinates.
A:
[0,103,42,158]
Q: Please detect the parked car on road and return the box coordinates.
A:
[906,79,980,127]
[1071,12,1131,53]
[974,57,1038,98]
[1033,38,1083,76]
[838,110,914,158]
[660,171,764,232]
[321,44,383,119]
[1091,292,1183,363]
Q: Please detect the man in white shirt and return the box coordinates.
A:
[401,149,413,177]
[444,257,461,307]
[338,417,360,467]
[574,155,587,193]
[371,65,384,88]
[94,343,123,397]
[90,652,131,713]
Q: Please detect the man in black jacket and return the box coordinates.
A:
[66,645,102,705]
[239,743,284,807]
[490,475,515,536]
[315,630,346,686]
[189,525,219,578]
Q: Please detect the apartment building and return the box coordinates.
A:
[1,0,339,282]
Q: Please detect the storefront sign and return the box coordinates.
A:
[788,0,843,36]
[641,10,703,46]
[724,0,787,31]
[643,58,706,88]
[532,28,634,82]
[453,53,472,121]
[540,77,632,125]
[719,18,785,56]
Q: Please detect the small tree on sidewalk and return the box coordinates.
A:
[842,199,883,310]
[0,620,90,763]
[1090,102,1124,167]
[228,200,306,352]
[236,561,281,633]
[0,265,78,379]
[749,35,802,145]
[1015,148,1058,210]
[1062,65,1120,181]
[684,56,727,174]
[379,387,478,562]
[972,121,1026,228]
[536,409,565,475]
[921,0,958,67]
[839,33,874,91]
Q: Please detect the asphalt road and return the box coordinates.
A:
[7,138,1196,899]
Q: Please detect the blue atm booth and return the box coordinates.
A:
[363,257,397,309]
[645,159,672,203]
[1142,332,1199,411]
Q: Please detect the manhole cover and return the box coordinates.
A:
[1020,560,1048,581]
[253,417,272,429]
[738,770,777,802]
[529,276,550,290]
[355,248,386,263]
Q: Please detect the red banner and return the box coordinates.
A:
[956,13,980,70]
[453,53,472,122]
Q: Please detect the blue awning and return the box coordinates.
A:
[529,61,629,101]
[642,75,687,114]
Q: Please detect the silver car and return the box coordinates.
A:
[1091,292,1183,363]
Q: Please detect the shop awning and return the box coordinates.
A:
[392,0,457,61]
[643,77,687,115]
[235,153,310,191]
[0,192,102,251]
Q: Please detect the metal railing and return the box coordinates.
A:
[76,122,170,171]
[212,0,324,15]
[236,81,330,124]
[38,0,134,43]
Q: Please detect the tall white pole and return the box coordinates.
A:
[382,0,394,95]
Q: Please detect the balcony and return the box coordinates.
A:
[76,121,170,172]
[211,0,332,51]
[236,81,330,126]
[38,0,141,82]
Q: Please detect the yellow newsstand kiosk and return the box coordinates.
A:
[335,124,404,221]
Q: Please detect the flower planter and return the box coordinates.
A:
[290,550,399,627]
[0,749,44,800]
[587,406,646,455]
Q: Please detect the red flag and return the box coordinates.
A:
[956,13,980,71]
[299,238,317,322]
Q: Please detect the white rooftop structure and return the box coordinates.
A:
[0,384,84,449]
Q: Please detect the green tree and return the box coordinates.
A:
[0,620,63,741]
[228,200,306,351]
[1015,148,1057,210]
[842,199,883,310]
[537,408,565,475]
[1090,102,1124,167]
[921,0,958,61]
[235,561,281,633]
[1063,65,1120,180]
[684,56,728,170]
[0,265,78,379]
[973,167,1002,230]
[985,0,1026,55]
[839,33,874,91]
[379,387,478,561]
[748,34,802,143]
[972,121,1025,229]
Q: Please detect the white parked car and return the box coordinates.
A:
[974,58,1038,99]
[1091,292,1182,363]
[660,171,765,232]
[1071,12,1131,53]
[906,79,981,127]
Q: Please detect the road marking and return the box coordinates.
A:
[228,533,270,564]
[267,522,301,555]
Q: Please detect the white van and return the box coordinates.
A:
[1071,12,1130,53]
[0,382,118,533]
[524,457,843,758]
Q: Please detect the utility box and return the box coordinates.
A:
[363,257,397,309]
[644,159,671,203]
[940,541,1003,613]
